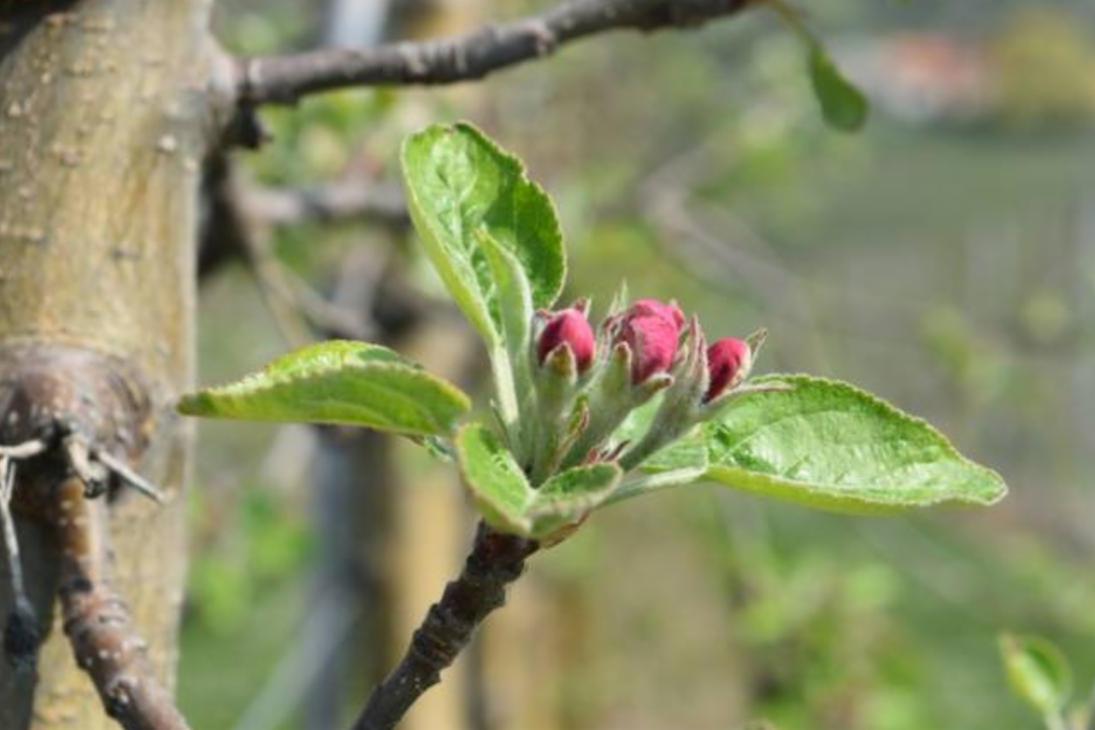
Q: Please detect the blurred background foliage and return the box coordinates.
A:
[184,1,1095,728]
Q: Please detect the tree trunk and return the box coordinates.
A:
[0,1,227,727]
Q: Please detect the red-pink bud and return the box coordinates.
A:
[704,338,750,402]
[538,309,596,372]
[628,299,685,330]
[620,314,679,383]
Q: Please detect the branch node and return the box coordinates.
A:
[62,435,167,504]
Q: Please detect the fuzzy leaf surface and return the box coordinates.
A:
[178,341,470,437]
[401,122,565,343]
[702,374,1006,512]
[457,424,620,539]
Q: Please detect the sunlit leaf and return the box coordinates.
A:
[478,229,537,450]
[178,340,470,437]
[456,424,620,540]
[702,375,1007,512]
[401,122,565,344]
[530,462,621,537]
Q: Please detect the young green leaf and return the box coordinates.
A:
[999,634,1073,721]
[401,122,565,344]
[808,43,869,132]
[608,429,710,505]
[530,463,622,538]
[606,395,710,504]
[478,229,534,367]
[702,375,1007,512]
[478,229,537,456]
[456,423,621,540]
[178,340,471,437]
[456,423,534,535]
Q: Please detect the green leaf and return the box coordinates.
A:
[808,44,869,132]
[456,423,533,535]
[456,423,621,540]
[999,634,1073,719]
[605,395,710,503]
[610,429,710,505]
[478,229,533,363]
[178,340,470,437]
[702,375,1007,513]
[530,463,622,538]
[614,395,707,471]
[401,122,565,343]
[643,428,708,473]
[478,229,536,453]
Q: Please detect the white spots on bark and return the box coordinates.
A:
[155,135,178,154]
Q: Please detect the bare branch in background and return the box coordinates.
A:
[198,154,407,282]
[197,158,378,342]
[240,221,374,346]
[243,180,408,229]
[238,0,752,105]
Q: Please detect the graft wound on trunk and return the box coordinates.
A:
[0,344,186,729]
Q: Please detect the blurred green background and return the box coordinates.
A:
[184,1,1095,728]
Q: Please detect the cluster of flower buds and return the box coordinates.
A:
[526,295,762,482]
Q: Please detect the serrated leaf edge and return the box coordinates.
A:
[450,121,566,309]
[178,359,471,436]
[704,373,1008,512]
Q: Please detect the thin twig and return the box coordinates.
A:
[239,0,753,104]
[242,181,409,229]
[1,436,68,669]
[0,458,26,605]
[0,455,39,672]
[199,155,407,281]
[1,439,67,670]
[61,435,166,503]
[93,450,166,504]
[350,521,538,730]
[0,439,46,460]
[54,477,191,730]
[204,161,375,343]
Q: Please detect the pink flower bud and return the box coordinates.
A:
[620,314,679,383]
[704,338,751,402]
[628,299,685,330]
[538,309,596,372]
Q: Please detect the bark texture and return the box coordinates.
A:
[0,1,228,727]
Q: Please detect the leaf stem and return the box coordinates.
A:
[490,344,524,452]
[349,522,537,730]
[765,0,815,46]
